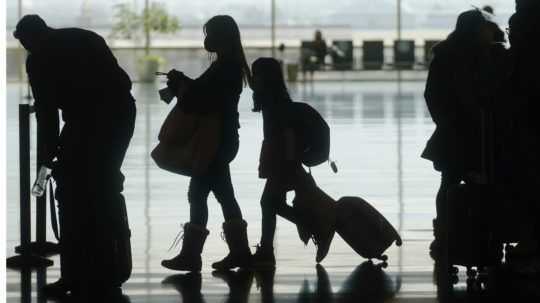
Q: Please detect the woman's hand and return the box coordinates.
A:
[166,69,185,92]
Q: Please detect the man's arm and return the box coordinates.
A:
[27,56,60,166]
[34,104,59,166]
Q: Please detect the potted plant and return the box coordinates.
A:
[110,2,180,82]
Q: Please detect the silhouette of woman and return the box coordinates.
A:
[250,57,307,268]
[421,9,501,257]
[161,15,252,272]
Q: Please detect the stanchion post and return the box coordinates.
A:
[19,104,31,253]
[6,104,53,269]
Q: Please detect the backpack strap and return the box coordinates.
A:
[48,179,60,241]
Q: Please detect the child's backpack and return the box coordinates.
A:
[290,102,333,168]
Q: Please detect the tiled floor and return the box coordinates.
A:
[5,79,450,302]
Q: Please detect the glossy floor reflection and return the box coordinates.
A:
[7,79,449,302]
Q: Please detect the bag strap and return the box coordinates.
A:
[48,179,60,241]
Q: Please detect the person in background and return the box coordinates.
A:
[13,14,136,299]
[312,30,328,66]
[161,15,253,272]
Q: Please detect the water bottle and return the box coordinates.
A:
[31,165,51,197]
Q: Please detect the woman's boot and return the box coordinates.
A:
[211,219,253,270]
[162,223,209,272]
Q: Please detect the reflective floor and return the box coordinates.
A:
[4,78,517,302]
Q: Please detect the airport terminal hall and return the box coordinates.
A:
[4,0,540,302]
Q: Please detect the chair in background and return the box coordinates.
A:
[362,40,384,70]
[393,40,415,70]
[331,40,354,70]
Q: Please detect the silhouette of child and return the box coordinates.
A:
[250,57,309,268]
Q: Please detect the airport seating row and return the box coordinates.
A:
[299,39,441,71]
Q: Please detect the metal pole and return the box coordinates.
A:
[396,70,404,286]
[6,105,53,269]
[144,0,150,55]
[19,104,32,253]
[35,126,46,244]
[271,0,276,57]
[20,268,32,303]
[18,0,24,83]
[397,0,402,40]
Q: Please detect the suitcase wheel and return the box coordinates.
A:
[504,244,514,253]
[466,268,477,279]
[451,266,459,274]
[378,255,388,262]
[451,275,459,285]
[380,262,388,269]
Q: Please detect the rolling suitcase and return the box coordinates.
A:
[335,196,402,263]
[445,109,503,287]
[92,194,132,287]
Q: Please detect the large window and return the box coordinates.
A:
[7,1,517,44]
[6,0,518,81]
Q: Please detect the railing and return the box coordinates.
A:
[6,44,434,83]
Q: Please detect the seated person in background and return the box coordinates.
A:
[301,30,328,79]
[312,30,327,66]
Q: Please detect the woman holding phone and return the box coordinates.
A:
[161,15,252,272]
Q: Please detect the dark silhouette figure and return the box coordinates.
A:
[421,9,503,258]
[503,1,540,274]
[14,15,136,298]
[251,57,307,268]
[161,15,253,272]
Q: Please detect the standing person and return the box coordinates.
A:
[504,1,540,273]
[250,57,308,268]
[161,15,253,272]
[13,15,136,298]
[421,10,502,258]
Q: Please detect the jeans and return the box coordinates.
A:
[188,141,243,226]
[259,179,297,248]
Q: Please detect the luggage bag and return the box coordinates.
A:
[335,196,402,262]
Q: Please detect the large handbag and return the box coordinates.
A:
[151,103,221,176]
